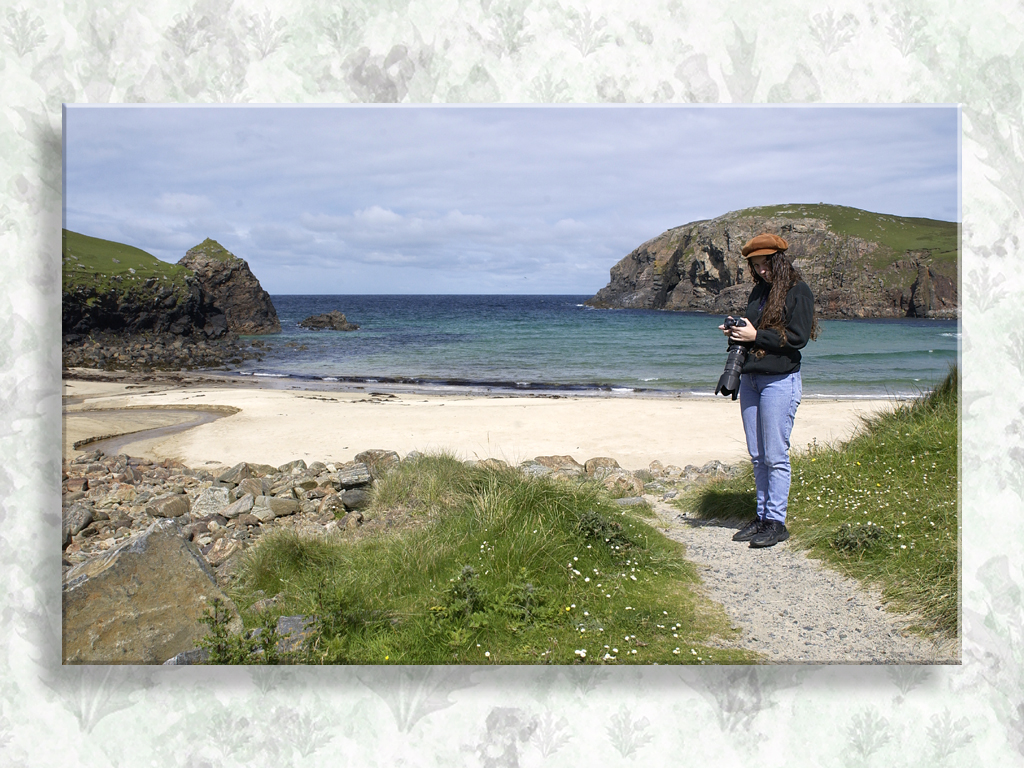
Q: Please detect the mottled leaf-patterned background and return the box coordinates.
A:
[4,0,1017,764]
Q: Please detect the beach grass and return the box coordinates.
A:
[221,454,756,665]
[679,365,959,639]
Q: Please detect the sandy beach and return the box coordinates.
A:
[63,371,895,471]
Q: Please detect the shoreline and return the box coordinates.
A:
[63,367,897,472]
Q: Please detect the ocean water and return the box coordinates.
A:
[233,295,960,399]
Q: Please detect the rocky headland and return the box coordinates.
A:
[178,238,281,335]
[587,204,959,319]
[63,231,280,371]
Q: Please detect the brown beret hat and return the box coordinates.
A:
[741,233,789,258]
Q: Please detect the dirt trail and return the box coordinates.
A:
[647,498,958,664]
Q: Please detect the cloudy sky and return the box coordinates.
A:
[63,105,959,295]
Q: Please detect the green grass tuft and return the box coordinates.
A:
[224,455,756,665]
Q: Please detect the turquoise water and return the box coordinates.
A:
[235,295,959,399]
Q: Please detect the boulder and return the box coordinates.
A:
[354,450,400,479]
[252,495,299,522]
[146,493,190,519]
[204,537,241,567]
[333,463,372,489]
[585,457,621,476]
[275,615,317,654]
[235,477,266,500]
[533,455,585,478]
[62,519,242,664]
[342,488,371,511]
[63,503,93,545]
[217,462,252,486]
[190,486,230,518]
[298,311,359,331]
[220,493,254,519]
[601,470,646,497]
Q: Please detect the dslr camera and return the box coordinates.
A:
[714,317,748,400]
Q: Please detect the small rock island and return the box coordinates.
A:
[298,311,360,331]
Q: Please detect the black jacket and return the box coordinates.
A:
[740,280,815,375]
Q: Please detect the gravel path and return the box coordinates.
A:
[647,497,958,664]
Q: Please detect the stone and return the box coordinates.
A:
[63,503,93,544]
[585,457,621,476]
[354,450,400,479]
[146,493,190,519]
[274,615,317,654]
[339,511,364,529]
[217,462,252,486]
[204,537,241,567]
[334,463,372,489]
[234,477,265,500]
[534,455,585,478]
[267,497,300,517]
[601,470,645,497]
[278,459,307,474]
[699,460,729,476]
[163,648,210,665]
[62,519,242,664]
[252,495,299,522]
[342,488,371,511]
[190,486,230,518]
[317,493,346,518]
[519,462,552,478]
[220,493,254,519]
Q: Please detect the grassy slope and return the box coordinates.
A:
[224,456,757,665]
[62,229,192,293]
[737,203,959,271]
[681,366,959,638]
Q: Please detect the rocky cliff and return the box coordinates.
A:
[63,230,212,338]
[63,231,281,341]
[586,204,959,319]
[178,239,281,335]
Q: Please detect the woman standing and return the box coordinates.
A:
[720,233,818,548]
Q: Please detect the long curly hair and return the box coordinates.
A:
[750,250,820,351]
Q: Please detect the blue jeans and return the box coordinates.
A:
[739,371,802,524]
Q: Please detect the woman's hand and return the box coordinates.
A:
[719,317,757,344]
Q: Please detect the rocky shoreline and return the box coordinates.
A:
[61,446,740,664]
[61,330,266,373]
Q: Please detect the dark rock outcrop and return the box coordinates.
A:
[179,239,281,334]
[62,330,263,372]
[298,311,360,331]
[586,205,959,319]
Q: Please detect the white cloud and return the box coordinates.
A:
[64,105,960,293]
[353,206,403,226]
